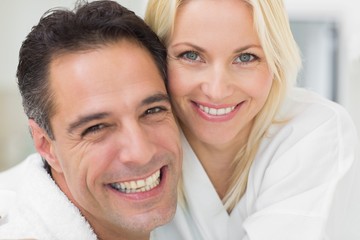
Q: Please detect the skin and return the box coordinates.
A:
[167,0,273,198]
[29,40,182,240]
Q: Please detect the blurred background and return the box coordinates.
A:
[0,0,359,239]
[1,1,359,163]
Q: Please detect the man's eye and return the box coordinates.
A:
[145,106,167,115]
[81,124,106,137]
[141,106,171,122]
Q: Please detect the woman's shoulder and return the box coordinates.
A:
[274,87,356,136]
[251,87,358,192]
[280,88,352,122]
[245,89,359,238]
[258,87,358,165]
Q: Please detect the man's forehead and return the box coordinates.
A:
[47,40,167,125]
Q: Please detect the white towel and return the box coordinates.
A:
[0,153,98,240]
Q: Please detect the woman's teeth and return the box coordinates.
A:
[110,170,161,193]
[198,104,236,116]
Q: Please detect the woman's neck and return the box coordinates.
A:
[183,130,247,199]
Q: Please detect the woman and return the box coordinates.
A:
[145,0,358,239]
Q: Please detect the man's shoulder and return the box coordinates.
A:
[0,188,41,238]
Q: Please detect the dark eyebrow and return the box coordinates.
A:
[67,112,109,134]
[67,93,169,134]
[141,93,170,106]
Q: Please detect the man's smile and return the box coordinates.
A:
[110,169,161,193]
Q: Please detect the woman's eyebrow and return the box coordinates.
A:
[170,42,206,53]
[233,44,263,53]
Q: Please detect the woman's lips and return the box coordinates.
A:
[197,103,237,116]
[192,101,243,122]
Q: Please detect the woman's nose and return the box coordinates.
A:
[200,65,234,101]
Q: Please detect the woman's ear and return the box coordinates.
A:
[28,119,62,173]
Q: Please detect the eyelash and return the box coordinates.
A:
[143,106,168,116]
[80,106,169,137]
[81,124,107,137]
[177,51,202,63]
[234,52,259,64]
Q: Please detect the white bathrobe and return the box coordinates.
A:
[0,153,98,240]
[152,88,359,240]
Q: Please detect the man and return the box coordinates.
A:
[0,1,182,239]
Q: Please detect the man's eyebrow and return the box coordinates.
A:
[66,94,169,134]
[141,93,170,106]
[67,112,109,134]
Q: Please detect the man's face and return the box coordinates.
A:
[39,40,181,238]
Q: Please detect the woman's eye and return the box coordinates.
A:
[234,53,258,63]
[82,124,106,137]
[180,51,201,61]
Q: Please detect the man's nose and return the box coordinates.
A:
[116,122,156,165]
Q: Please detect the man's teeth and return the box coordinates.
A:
[198,104,236,116]
[111,170,161,193]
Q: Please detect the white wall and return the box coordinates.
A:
[0,0,147,90]
[285,0,360,133]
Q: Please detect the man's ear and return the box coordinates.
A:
[28,119,62,173]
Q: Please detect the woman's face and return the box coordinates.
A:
[167,0,273,148]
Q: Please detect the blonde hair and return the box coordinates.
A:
[145,0,301,212]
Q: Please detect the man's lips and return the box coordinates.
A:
[110,169,161,193]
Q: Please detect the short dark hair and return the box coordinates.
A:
[17,0,167,140]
